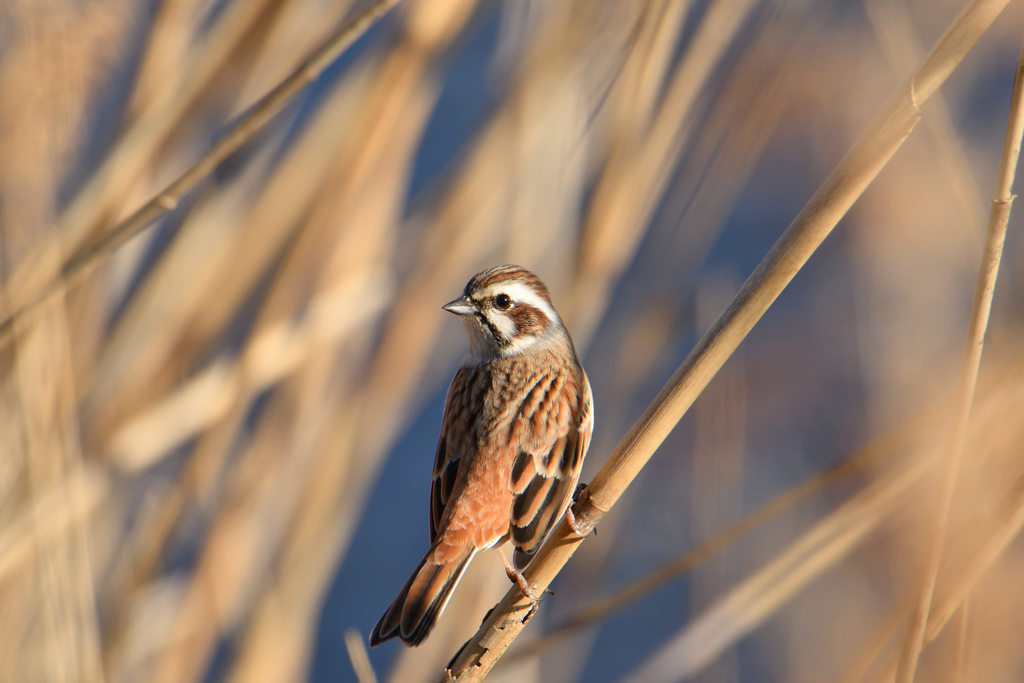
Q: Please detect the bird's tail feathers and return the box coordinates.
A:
[370,544,476,647]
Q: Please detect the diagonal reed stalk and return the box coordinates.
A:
[893,28,1024,683]
[0,0,403,346]
[438,1,1011,680]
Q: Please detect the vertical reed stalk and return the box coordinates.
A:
[894,29,1024,683]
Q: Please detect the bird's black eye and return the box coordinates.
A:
[494,293,512,310]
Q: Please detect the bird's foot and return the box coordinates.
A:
[506,566,542,602]
[564,506,589,538]
[498,549,541,602]
[565,484,596,538]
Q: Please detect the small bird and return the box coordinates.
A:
[370,265,594,647]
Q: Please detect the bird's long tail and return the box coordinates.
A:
[370,543,476,647]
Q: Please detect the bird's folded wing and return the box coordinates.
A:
[509,366,593,568]
[430,365,484,543]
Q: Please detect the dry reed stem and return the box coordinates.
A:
[893,27,1024,683]
[226,0,360,111]
[5,2,1013,681]
[0,5,129,676]
[127,0,205,116]
[491,7,802,675]
[438,2,1010,680]
[640,8,816,309]
[8,0,283,363]
[0,0,404,348]
[85,142,283,438]
[221,64,453,683]
[517,20,805,659]
[512,360,1024,677]
[923,467,1024,643]
[388,6,699,676]
[181,65,374,344]
[832,363,1024,683]
[15,299,105,683]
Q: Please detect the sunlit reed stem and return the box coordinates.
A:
[894,29,1024,683]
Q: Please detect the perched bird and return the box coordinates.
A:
[370,265,594,647]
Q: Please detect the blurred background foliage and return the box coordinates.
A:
[1,0,1024,682]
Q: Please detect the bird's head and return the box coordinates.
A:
[443,265,565,361]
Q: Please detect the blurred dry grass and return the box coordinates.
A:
[1,1,1023,682]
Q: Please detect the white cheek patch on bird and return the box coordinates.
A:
[483,307,517,342]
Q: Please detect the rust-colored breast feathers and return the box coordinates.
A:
[429,349,592,568]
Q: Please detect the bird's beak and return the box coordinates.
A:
[442,296,476,316]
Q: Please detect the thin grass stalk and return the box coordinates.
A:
[93,63,387,676]
[201,9,482,678]
[893,28,1024,683]
[222,76,450,683]
[651,10,809,270]
[688,269,746,683]
[516,24,803,670]
[833,365,1024,683]
[107,271,390,470]
[438,2,1010,680]
[126,0,205,117]
[84,138,284,438]
[0,0,404,347]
